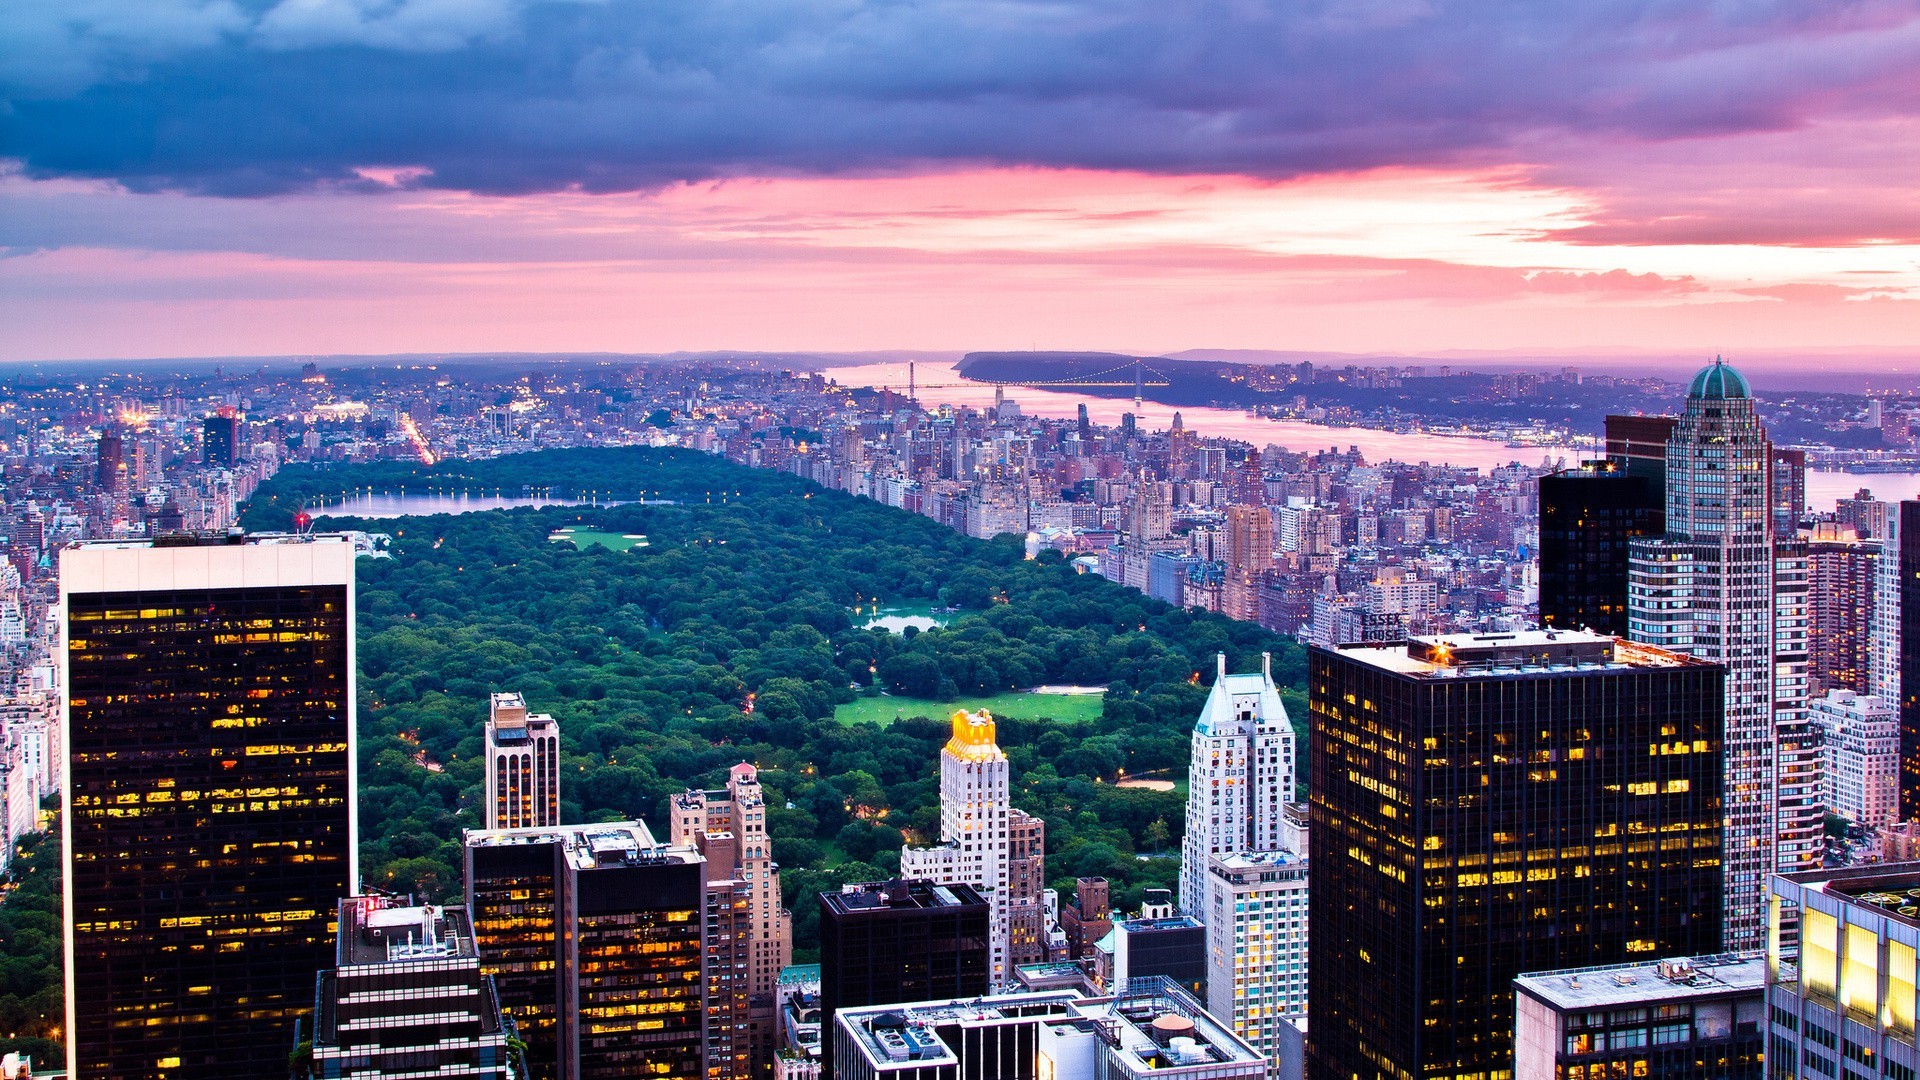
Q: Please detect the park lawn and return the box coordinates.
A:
[835,690,1106,728]
[549,526,650,552]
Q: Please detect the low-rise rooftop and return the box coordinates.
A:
[1514,953,1765,1011]
[1332,630,1708,679]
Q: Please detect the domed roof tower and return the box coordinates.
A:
[1688,356,1752,400]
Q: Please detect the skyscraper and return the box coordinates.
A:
[202,409,239,468]
[1627,358,1812,949]
[61,533,357,1079]
[1308,630,1726,1080]
[817,879,991,1080]
[671,762,794,1078]
[1805,528,1880,695]
[464,822,707,1080]
[1538,460,1663,636]
[1179,652,1295,917]
[899,710,1049,983]
[1899,501,1920,818]
[1204,849,1309,1064]
[484,691,561,830]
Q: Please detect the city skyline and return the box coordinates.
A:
[5,6,1920,361]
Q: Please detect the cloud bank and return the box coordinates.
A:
[6,0,1920,195]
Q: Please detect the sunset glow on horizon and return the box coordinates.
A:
[4,2,1920,362]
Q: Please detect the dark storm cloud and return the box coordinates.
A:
[4,0,1920,196]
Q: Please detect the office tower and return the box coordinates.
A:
[1902,501,1920,818]
[464,822,707,1080]
[1808,690,1899,828]
[484,691,560,830]
[1179,653,1295,917]
[94,427,124,491]
[1628,358,1809,949]
[1106,890,1207,1000]
[1205,849,1308,1063]
[1765,865,1920,1080]
[1077,403,1091,442]
[1538,460,1663,636]
[831,981,1266,1080]
[1806,529,1880,695]
[817,879,990,1080]
[1308,631,1726,1080]
[61,534,356,1079]
[1511,953,1764,1080]
[1772,447,1807,536]
[1774,541,1821,875]
[202,409,239,467]
[307,895,516,1079]
[1060,877,1113,960]
[1872,503,1904,700]
[1603,413,1678,480]
[672,762,794,1078]
[899,710,1049,982]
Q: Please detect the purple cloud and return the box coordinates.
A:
[3,0,1919,196]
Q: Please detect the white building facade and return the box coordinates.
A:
[1809,690,1900,829]
[1204,850,1309,1069]
[1179,653,1296,917]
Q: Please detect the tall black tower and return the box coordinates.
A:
[1307,631,1726,1080]
[61,534,356,1079]
[1538,461,1663,635]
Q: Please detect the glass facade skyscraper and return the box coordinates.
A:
[1308,630,1726,1080]
[60,534,357,1079]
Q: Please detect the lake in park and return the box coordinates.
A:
[313,492,645,518]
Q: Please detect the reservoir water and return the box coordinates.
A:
[313,492,636,519]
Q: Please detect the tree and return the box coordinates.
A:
[1143,817,1171,854]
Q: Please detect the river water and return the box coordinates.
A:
[821,359,1920,514]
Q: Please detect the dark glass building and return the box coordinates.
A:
[60,534,357,1080]
[464,822,707,1080]
[818,879,990,1080]
[1539,462,1664,636]
[1900,501,1920,819]
[1307,630,1726,1080]
[202,411,239,468]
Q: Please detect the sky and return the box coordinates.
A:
[4,1,1920,364]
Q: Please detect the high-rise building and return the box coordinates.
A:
[1628,358,1812,949]
[1808,690,1900,829]
[1901,501,1920,818]
[202,410,239,468]
[1604,413,1678,481]
[1772,447,1807,536]
[1060,877,1113,961]
[1806,529,1880,695]
[485,691,561,830]
[1765,865,1920,1080]
[817,879,990,1080]
[1180,653,1295,917]
[307,895,516,1080]
[1538,460,1663,636]
[899,710,1049,982]
[61,534,357,1079]
[464,822,707,1080]
[1512,953,1765,1080]
[1204,849,1308,1063]
[672,762,794,1078]
[1223,505,1276,622]
[94,428,124,492]
[1308,630,1726,1080]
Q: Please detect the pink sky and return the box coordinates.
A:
[4,123,1920,363]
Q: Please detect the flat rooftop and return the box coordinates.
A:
[338,899,479,968]
[67,531,351,549]
[464,821,698,871]
[1514,953,1765,1011]
[1332,630,1707,679]
[822,879,988,916]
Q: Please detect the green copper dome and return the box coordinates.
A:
[1688,357,1751,400]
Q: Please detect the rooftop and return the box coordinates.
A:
[66,531,353,550]
[337,896,479,968]
[821,878,989,916]
[1330,630,1709,679]
[463,820,698,871]
[1119,914,1204,934]
[1688,358,1752,401]
[1514,953,1765,1011]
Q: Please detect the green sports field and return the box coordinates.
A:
[834,690,1106,728]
